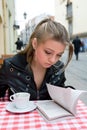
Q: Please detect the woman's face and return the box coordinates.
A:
[32,39,66,68]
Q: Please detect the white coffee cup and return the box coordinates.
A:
[10,92,30,109]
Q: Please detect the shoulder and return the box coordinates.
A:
[3,53,27,69]
[47,61,65,85]
[48,60,64,76]
[52,60,64,72]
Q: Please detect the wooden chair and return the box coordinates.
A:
[1,54,14,59]
[0,54,14,68]
[0,58,3,68]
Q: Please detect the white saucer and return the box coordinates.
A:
[6,101,36,113]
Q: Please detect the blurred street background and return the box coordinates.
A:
[0,0,87,55]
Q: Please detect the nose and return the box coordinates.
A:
[48,56,57,64]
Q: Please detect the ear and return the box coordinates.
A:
[32,38,37,50]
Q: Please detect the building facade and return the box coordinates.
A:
[0,0,17,56]
[55,0,87,49]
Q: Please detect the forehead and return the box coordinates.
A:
[38,39,66,52]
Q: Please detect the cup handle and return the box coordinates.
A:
[10,95,15,101]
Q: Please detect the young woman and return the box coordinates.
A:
[0,18,74,100]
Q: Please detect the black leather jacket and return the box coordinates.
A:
[0,53,71,100]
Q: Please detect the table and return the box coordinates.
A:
[0,100,87,130]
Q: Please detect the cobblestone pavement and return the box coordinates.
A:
[63,51,87,105]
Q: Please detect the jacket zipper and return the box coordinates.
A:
[37,90,40,100]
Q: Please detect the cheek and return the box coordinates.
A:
[36,50,46,62]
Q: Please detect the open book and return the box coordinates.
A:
[36,84,87,122]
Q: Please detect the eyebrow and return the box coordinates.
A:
[45,48,64,54]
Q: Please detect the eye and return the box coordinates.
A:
[44,50,52,55]
[57,54,62,57]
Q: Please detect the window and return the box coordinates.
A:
[66,2,72,19]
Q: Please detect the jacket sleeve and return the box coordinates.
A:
[0,60,9,97]
[49,71,75,89]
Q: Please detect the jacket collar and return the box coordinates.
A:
[9,53,28,70]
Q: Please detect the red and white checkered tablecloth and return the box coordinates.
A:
[0,100,87,130]
[0,90,9,101]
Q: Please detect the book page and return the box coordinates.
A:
[46,84,87,115]
[36,100,73,121]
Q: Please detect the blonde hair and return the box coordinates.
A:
[20,18,73,70]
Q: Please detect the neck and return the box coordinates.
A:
[31,58,47,90]
[31,58,46,73]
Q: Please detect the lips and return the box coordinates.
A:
[45,63,52,66]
